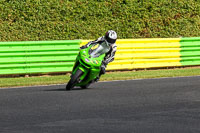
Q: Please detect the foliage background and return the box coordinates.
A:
[0,0,200,41]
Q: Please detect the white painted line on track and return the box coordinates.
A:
[1,75,200,90]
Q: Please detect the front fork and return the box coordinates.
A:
[72,63,89,81]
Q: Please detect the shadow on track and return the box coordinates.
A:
[44,87,93,91]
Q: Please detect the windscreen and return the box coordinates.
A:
[90,42,110,58]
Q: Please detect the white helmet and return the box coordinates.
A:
[105,30,117,44]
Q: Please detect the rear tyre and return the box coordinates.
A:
[80,84,90,89]
[66,69,83,90]
[80,80,95,89]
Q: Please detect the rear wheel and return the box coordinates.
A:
[80,80,95,89]
[80,84,90,89]
[66,69,83,90]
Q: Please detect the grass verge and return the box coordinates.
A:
[0,67,200,88]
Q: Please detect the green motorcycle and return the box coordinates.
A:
[66,44,107,90]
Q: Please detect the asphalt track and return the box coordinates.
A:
[0,76,200,133]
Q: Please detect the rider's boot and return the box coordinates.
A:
[94,76,100,82]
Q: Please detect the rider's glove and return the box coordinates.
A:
[80,45,87,49]
[102,61,107,66]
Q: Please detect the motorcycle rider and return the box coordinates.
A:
[80,30,117,81]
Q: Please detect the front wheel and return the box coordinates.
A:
[66,69,83,90]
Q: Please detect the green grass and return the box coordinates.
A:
[0,67,200,88]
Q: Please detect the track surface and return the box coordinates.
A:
[0,76,200,133]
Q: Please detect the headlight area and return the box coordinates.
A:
[80,58,91,68]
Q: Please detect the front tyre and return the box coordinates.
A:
[66,69,83,90]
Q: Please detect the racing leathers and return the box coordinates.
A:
[80,36,117,78]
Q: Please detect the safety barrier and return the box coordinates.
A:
[180,37,200,66]
[0,37,200,75]
[81,38,182,70]
[0,40,80,75]
[81,38,200,70]
[107,38,182,70]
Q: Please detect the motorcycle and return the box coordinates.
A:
[66,44,107,90]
